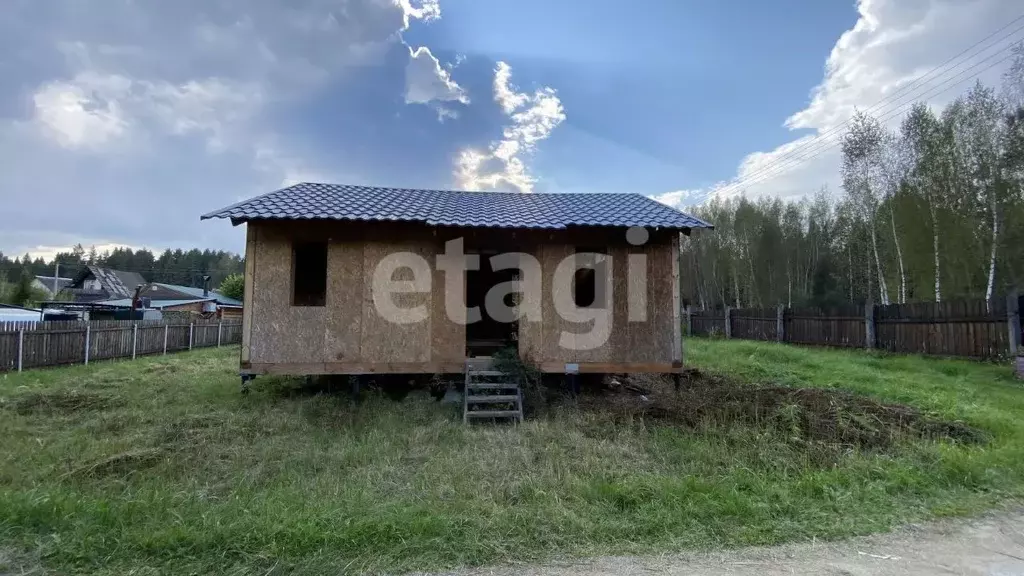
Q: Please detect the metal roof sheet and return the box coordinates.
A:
[96,298,212,309]
[151,283,243,306]
[201,183,713,231]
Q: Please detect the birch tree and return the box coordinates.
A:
[841,111,890,305]
[879,130,909,303]
[901,104,945,301]
[956,83,1005,305]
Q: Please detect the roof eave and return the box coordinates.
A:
[202,214,710,232]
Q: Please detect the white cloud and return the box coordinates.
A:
[493,61,529,114]
[652,189,703,208]
[2,0,450,256]
[404,45,468,110]
[435,106,459,122]
[20,243,144,262]
[455,61,566,192]
[397,0,441,29]
[677,0,1021,205]
[32,73,131,149]
[31,72,260,152]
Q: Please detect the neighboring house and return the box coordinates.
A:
[93,298,215,314]
[139,282,243,319]
[202,183,713,377]
[0,303,41,323]
[32,275,73,298]
[61,266,147,303]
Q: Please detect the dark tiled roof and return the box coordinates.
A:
[34,276,73,293]
[201,183,713,231]
[68,266,146,300]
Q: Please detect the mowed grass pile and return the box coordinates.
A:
[1,340,1023,574]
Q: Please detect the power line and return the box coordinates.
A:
[714,14,1024,197]
[716,45,1021,197]
[712,14,1024,198]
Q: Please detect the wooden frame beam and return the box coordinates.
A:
[242,361,684,375]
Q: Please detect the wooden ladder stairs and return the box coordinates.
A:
[463,359,523,423]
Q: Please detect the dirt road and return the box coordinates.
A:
[428,509,1024,576]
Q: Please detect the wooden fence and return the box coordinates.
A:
[686,292,1022,360]
[0,319,242,372]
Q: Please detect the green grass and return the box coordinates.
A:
[1,340,1022,574]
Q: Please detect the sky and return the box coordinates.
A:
[1,0,1021,259]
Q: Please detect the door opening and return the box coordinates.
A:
[465,251,519,357]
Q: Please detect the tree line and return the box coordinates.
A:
[681,47,1024,310]
[0,245,244,297]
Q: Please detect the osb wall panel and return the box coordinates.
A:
[519,234,675,366]
[570,248,615,365]
[249,225,327,364]
[644,239,675,362]
[538,243,574,364]
[247,220,677,368]
[324,241,364,362]
[431,260,465,363]
[358,240,434,363]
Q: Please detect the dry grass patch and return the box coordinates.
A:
[582,368,986,453]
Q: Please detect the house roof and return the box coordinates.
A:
[34,276,73,292]
[201,183,714,231]
[150,283,243,306]
[0,303,40,312]
[97,298,213,309]
[0,309,40,322]
[69,265,146,299]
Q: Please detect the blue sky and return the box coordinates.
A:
[0,0,1019,257]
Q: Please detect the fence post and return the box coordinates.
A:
[189,323,194,350]
[17,327,24,373]
[864,300,876,350]
[217,321,223,347]
[1008,290,1021,357]
[724,307,732,339]
[84,325,91,365]
[685,305,692,336]
[163,324,169,355]
[776,304,784,343]
[131,323,138,360]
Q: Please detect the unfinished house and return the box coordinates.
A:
[202,183,712,416]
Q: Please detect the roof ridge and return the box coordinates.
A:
[265,182,643,197]
[200,183,714,230]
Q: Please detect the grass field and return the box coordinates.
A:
[1,340,1022,574]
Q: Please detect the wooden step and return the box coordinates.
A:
[466,394,519,404]
[466,410,522,419]
[466,382,518,390]
[468,370,505,377]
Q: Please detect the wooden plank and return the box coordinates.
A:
[245,361,465,375]
[537,361,683,374]
[241,224,256,364]
[671,233,682,364]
